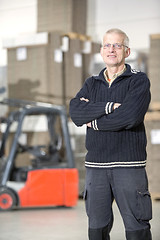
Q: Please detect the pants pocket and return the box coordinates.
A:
[136,190,152,220]
[83,189,87,200]
[83,189,89,217]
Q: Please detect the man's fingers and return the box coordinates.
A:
[80,97,89,102]
[114,103,121,109]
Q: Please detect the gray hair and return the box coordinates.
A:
[103,28,129,47]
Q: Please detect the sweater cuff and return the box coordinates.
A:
[105,102,114,114]
[91,119,98,130]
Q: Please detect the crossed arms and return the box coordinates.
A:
[69,76,151,131]
[80,97,121,128]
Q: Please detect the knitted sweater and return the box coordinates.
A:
[69,64,151,168]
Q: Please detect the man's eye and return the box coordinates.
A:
[104,44,111,48]
[115,44,121,48]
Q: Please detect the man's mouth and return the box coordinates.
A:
[108,55,116,58]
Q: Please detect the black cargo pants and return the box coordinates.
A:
[84,167,152,240]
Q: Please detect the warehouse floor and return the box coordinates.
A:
[0,199,159,240]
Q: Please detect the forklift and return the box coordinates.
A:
[0,98,78,211]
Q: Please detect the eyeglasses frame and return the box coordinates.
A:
[102,43,129,50]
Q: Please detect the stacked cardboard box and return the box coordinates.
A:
[72,134,86,196]
[6,31,101,109]
[147,34,160,198]
[82,41,101,81]
[145,111,160,198]
[6,0,102,108]
[7,45,50,102]
[63,34,101,112]
[37,0,87,34]
[63,37,83,109]
[148,34,160,103]
[47,31,64,105]
[68,121,87,196]
[6,31,66,105]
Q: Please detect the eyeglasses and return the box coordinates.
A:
[102,43,128,49]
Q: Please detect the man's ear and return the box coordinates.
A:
[125,48,131,58]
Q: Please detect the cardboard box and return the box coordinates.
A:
[145,111,160,195]
[7,32,65,105]
[63,38,83,100]
[37,0,87,34]
[7,45,50,102]
[6,31,101,111]
[148,34,160,102]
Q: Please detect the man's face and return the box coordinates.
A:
[100,32,130,68]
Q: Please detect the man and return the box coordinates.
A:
[69,28,152,240]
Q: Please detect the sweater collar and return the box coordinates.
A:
[95,64,133,82]
[103,65,126,85]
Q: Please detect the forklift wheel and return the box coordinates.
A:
[0,188,17,211]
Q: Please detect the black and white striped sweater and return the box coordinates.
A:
[69,64,151,168]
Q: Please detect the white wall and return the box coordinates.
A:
[0,0,160,66]
[0,0,37,66]
[87,0,160,49]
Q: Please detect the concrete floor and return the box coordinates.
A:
[0,199,159,240]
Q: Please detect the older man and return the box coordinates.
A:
[69,28,152,240]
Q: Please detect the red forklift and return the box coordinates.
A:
[0,98,78,211]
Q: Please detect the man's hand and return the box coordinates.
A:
[80,98,121,128]
[80,98,120,110]
[86,122,92,128]
[80,97,91,127]
[80,97,89,102]
[113,103,121,110]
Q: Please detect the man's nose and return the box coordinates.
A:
[109,45,115,51]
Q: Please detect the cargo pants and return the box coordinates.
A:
[84,167,152,240]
